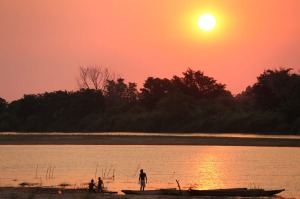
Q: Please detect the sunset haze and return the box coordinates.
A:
[1,0,300,101]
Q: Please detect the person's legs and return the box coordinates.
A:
[140,180,146,191]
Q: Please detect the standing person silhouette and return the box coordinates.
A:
[139,169,147,191]
[97,177,104,193]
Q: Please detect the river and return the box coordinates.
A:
[0,145,299,198]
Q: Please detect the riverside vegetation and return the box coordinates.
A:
[0,68,299,134]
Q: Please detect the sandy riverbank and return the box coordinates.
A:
[0,134,299,147]
[0,187,287,199]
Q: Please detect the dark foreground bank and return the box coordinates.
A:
[0,134,299,147]
[0,187,288,199]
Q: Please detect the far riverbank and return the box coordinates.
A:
[0,133,299,147]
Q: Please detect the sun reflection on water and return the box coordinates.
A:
[189,147,226,190]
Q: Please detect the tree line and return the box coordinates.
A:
[0,67,299,134]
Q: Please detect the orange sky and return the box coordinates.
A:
[1,0,300,101]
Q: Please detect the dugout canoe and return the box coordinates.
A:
[121,188,176,195]
[189,188,285,197]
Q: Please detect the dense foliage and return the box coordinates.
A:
[0,68,299,134]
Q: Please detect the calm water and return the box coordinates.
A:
[0,145,299,198]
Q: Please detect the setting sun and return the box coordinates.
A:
[198,13,216,31]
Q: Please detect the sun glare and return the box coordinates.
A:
[198,14,216,31]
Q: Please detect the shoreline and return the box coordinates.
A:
[0,187,288,199]
[0,134,299,147]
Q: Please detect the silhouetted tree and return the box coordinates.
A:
[77,65,118,91]
[105,78,138,105]
[156,92,195,131]
[9,95,39,121]
[7,90,105,131]
[2,67,299,134]
[250,68,300,130]
[0,98,8,113]
[0,97,12,131]
[172,68,232,99]
[140,77,172,109]
[252,68,300,109]
[68,89,105,119]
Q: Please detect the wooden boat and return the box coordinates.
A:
[164,189,190,196]
[122,187,284,197]
[28,187,118,194]
[189,188,285,197]
[121,188,176,195]
[101,190,118,194]
[167,188,247,196]
[66,188,118,194]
